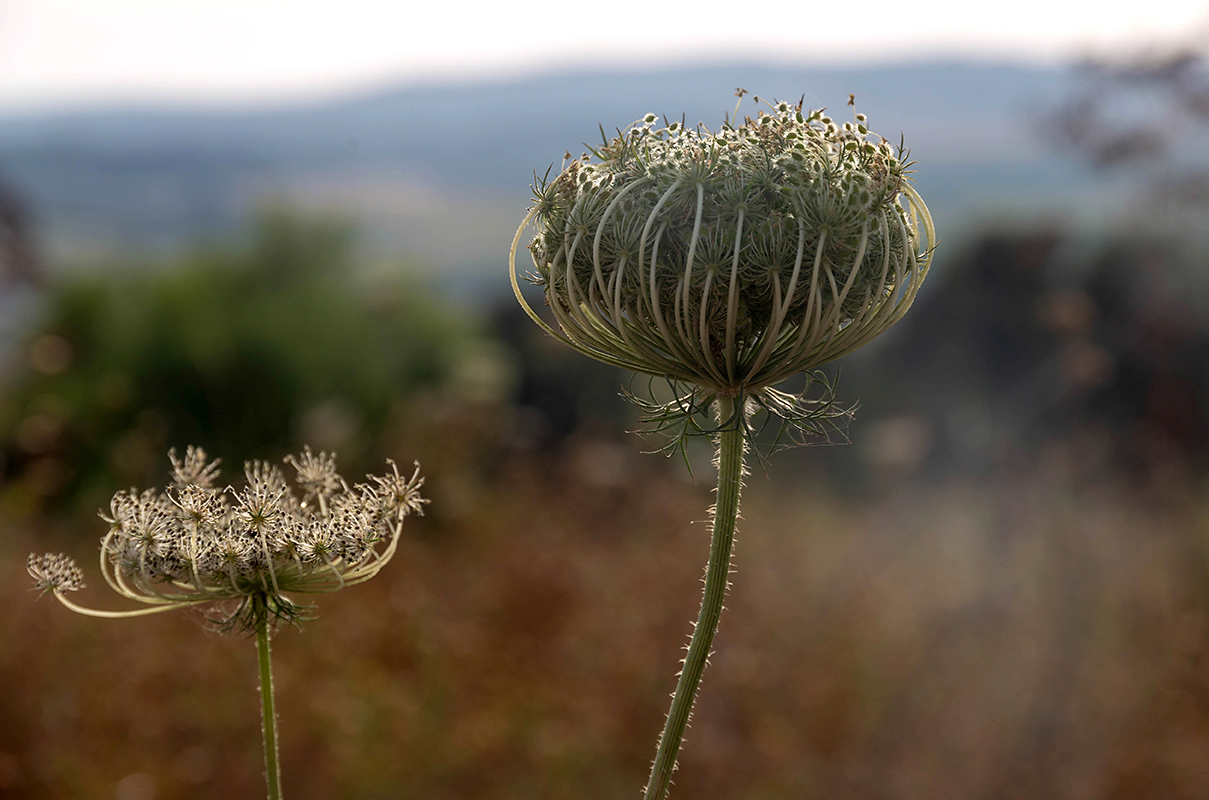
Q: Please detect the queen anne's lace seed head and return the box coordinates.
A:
[511,95,936,399]
[283,446,342,510]
[171,482,224,527]
[28,553,84,594]
[366,459,429,520]
[170,445,221,489]
[31,446,426,633]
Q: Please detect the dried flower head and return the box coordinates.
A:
[32,446,427,633]
[28,553,84,594]
[283,446,342,510]
[511,94,936,439]
[170,444,221,488]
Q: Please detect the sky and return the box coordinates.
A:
[1,0,1207,111]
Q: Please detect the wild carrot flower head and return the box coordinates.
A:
[283,446,341,510]
[28,553,85,595]
[32,446,427,633]
[511,93,936,442]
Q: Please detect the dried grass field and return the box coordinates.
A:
[6,437,1209,799]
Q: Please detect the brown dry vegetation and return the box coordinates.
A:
[5,407,1209,799]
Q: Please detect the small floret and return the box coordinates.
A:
[28,553,84,594]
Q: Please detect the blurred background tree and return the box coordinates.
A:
[1050,49,1209,210]
[0,212,495,517]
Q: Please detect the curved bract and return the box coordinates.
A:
[511,98,936,395]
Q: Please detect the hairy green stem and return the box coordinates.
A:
[644,393,744,800]
[256,605,283,800]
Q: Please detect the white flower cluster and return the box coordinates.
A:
[513,94,936,395]
[31,446,427,632]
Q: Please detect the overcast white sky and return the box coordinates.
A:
[1,0,1207,111]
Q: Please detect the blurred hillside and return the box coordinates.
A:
[0,60,1107,287]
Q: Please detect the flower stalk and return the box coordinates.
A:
[645,393,745,800]
[256,604,282,800]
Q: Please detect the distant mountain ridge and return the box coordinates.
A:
[0,60,1105,283]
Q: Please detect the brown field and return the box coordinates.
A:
[6,421,1209,799]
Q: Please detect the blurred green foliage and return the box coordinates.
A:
[0,213,485,515]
